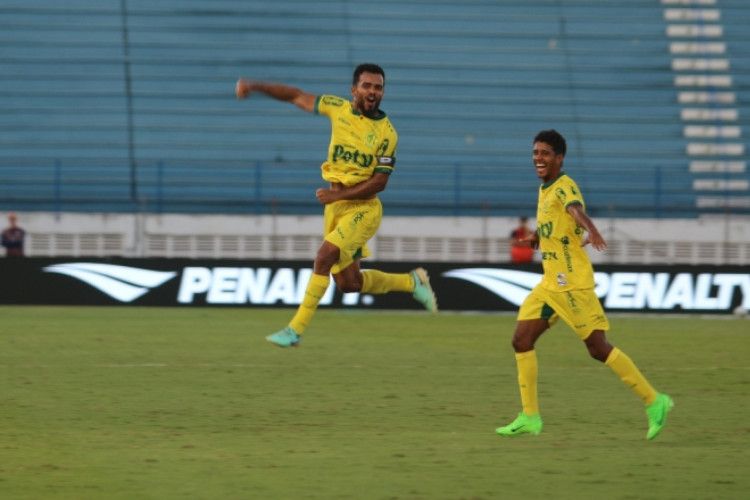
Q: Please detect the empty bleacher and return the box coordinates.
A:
[1,0,748,218]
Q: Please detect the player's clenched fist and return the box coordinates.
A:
[236,78,251,99]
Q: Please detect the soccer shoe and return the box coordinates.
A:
[266,326,301,348]
[495,413,543,437]
[410,267,438,314]
[646,393,674,440]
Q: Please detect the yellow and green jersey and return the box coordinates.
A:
[314,95,398,186]
[536,173,596,291]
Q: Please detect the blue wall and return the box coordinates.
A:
[1,0,748,217]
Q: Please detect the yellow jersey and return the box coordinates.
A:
[536,173,596,291]
[314,95,398,186]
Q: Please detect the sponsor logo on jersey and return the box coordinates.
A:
[322,96,345,107]
[332,145,374,168]
[377,139,390,156]
[560,236,573,272]
[541,251,558,261]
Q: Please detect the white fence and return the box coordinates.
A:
[13,212,750,265]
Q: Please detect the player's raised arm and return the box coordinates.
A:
[235,78,317,113]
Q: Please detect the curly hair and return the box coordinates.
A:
[534,129,567,156]
[353,63,385,86]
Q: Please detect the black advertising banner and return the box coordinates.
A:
[0,258,748,314]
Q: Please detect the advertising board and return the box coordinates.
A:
[2,259,748,315]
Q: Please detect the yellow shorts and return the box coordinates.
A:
[323,197,382,274]
[517,284,610,339]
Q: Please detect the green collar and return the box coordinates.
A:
[541,172,566,189]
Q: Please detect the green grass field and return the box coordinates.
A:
[1,306,748,499]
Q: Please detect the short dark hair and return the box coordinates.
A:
[353,63,385,86]
[534,129,567,156]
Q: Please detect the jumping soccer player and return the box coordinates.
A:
[236,63,437,347]
[495,129,673,440]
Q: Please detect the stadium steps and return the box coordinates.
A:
[0,0,748,216]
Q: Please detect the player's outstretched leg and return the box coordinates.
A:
[495,412,543,437]
[646,393,674,440]
[266,326,301,348]
[410,267,438,314]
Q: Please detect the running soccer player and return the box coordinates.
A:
[495,130,673,440]
[236,63,437,347]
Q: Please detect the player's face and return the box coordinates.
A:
[533,141,564,183]
[351,71,384,118]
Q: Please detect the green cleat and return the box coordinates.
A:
[266,326,301,348]
[646,393,674,440]
[410,267,438,314]
[496,413,543,437]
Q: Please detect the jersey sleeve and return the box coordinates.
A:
[555,177,585,212]
[374,154,395,175]
[314,95,347,117]
[374,125,398,176]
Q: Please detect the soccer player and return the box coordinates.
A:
[495,130,673,440]
[236,63,437,347]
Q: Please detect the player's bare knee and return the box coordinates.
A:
[584,330,612,362]
[588,347,609,363]
[585,342,612,362]
[337,282,362,293]
[333,274,362,293]
[511,336,532,353]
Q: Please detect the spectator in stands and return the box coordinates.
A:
[495,130,673,440]
[1,212,26,257]
[236,63,437,348]
[509,216,534,263]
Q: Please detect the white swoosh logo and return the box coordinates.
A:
[442,268,541,306]
[43,263,177,302]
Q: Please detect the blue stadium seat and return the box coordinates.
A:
[1,0,748,216]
